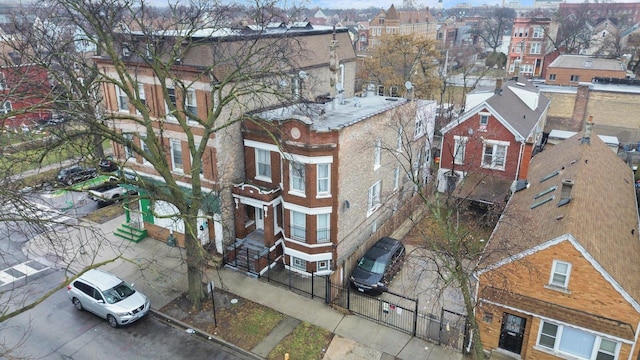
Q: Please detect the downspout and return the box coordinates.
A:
[628,321,640,360]
[515,139,525,181]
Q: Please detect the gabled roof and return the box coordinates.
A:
[481,131,640,306]
[441,79,550,142]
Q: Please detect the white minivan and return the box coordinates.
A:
[67,269,150,327]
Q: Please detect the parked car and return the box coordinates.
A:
[88,182,136,204]
[67,269,150,328]
[98,158,119,172]
[57,166,97,185]
[350,237,405,294]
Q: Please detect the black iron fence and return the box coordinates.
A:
[223,248,469,352]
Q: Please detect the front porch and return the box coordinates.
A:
[225,230,282,275]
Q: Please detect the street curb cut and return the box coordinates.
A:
[150,308,263,360]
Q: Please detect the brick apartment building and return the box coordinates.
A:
[507,17,556,78]
[545,55,627,86]
[231,95,436,284]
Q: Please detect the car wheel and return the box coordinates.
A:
[72,298,83,311]
[107,315,118,328]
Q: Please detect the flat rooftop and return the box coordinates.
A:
[253,93,409,131]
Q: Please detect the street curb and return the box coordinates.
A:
[150,308,263,360]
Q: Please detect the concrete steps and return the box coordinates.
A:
[114,223,147,243]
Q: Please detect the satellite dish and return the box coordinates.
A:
[298,70,308,79]
[405,81,413,90]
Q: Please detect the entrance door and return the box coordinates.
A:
[498,313,526,354]
[255,207,264,231]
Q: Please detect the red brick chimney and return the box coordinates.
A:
[571,83,591,132]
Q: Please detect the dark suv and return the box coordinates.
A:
[350,237,405,294]
[57,166,97,185]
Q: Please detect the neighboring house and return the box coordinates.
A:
[0,64,51,130]
[583,18,619,56]
[437,78,550,205]
[368,4,437,49]
[507,16,556,78]
[475,126,640,360]
[97,25,358,250]
[232,95,436,284]
[545,55,626,86]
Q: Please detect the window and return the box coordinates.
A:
[537,321,619,360]
[290,161,305,193]
[123,133,133,159]
[483,312,493,323]
[549,74,557,81]
[0,72,7,90]
[170,139,183,172]
[533,26,544,38]
[317,260,330,271]
[291,211,306,241]
[317,164,330,195]
[140,134,151,164]
[396,127,403,151]
[550,260,571,288]
[482,142,507,170]
[480,115,489,126]
[453,136,467,165]
[317,214,330,243]
[394,167,400,190]
[374,139,381,169]
[256,149,271,180]
[166,87,177,116]
[185,89,197,122]
[570,75,580,82]
[367,181,381,214]
[0,100,11,115]
[291,257,306,271]
[137,83,146,114]
[530,43,541,54]
[116,86,128,112]
[415,112,426,138]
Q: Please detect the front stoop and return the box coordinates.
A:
[114,223,148,243]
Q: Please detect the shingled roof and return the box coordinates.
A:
[481,130,640,305]
[442,79,550,142]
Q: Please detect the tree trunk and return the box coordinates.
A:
[183,214,206,308]
[457,270,485,359]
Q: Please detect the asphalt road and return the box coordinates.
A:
[1,288,250,359]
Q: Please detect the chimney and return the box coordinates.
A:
[582,115,594,145]
[572,83,591,132]
[495,78,503,94]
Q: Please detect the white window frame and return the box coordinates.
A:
[396,126,403,151]
[0,100,12,115]
[549,260,571,288]
[530,42,541,54]
[570,75,580,82]
[367,181,381,215]
[140,134,151,165]
[255,148,271,181]
[536,320,620,360]
[317,163,330,197]
[317,213,330,243]
[317,260,330,271]
[290,161,306,195]
[374,138,381,170]
[0,72,7,90]
[533,26,544,38]
[165,86,177,120]
[482,141,508,170]
[116,86,129,112]
[136,83,146,115]
[453,135,467,165]
[123,133,133,159]
[170,138,183,173]
[185,88,197,123]
[291,256,306,271]
[290,210,306,242]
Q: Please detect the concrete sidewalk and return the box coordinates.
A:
[23,213,463,360]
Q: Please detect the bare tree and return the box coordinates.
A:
[470,7,516,53]
[8,0,312,308]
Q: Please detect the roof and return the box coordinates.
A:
[79,269,122,291]
[442,79,550,142]
[252,94,435,131]
[451,173,513,205]
[548,55,626,72]
[482,130,640,304]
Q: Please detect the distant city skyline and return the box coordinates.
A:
[311,0,640,10]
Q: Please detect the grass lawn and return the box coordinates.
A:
[267,322,334,360]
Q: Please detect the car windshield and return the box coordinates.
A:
[358,256,386,274]
[102,282,136,304]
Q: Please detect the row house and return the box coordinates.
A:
[232,95,436,284]
[437,78,549,205]
[507,17,556,78]
[97,25,358,250]
[545,55,627,86]
[0,63,51,130]
[476,126,640,360]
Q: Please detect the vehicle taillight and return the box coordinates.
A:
[66,285,72,290]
